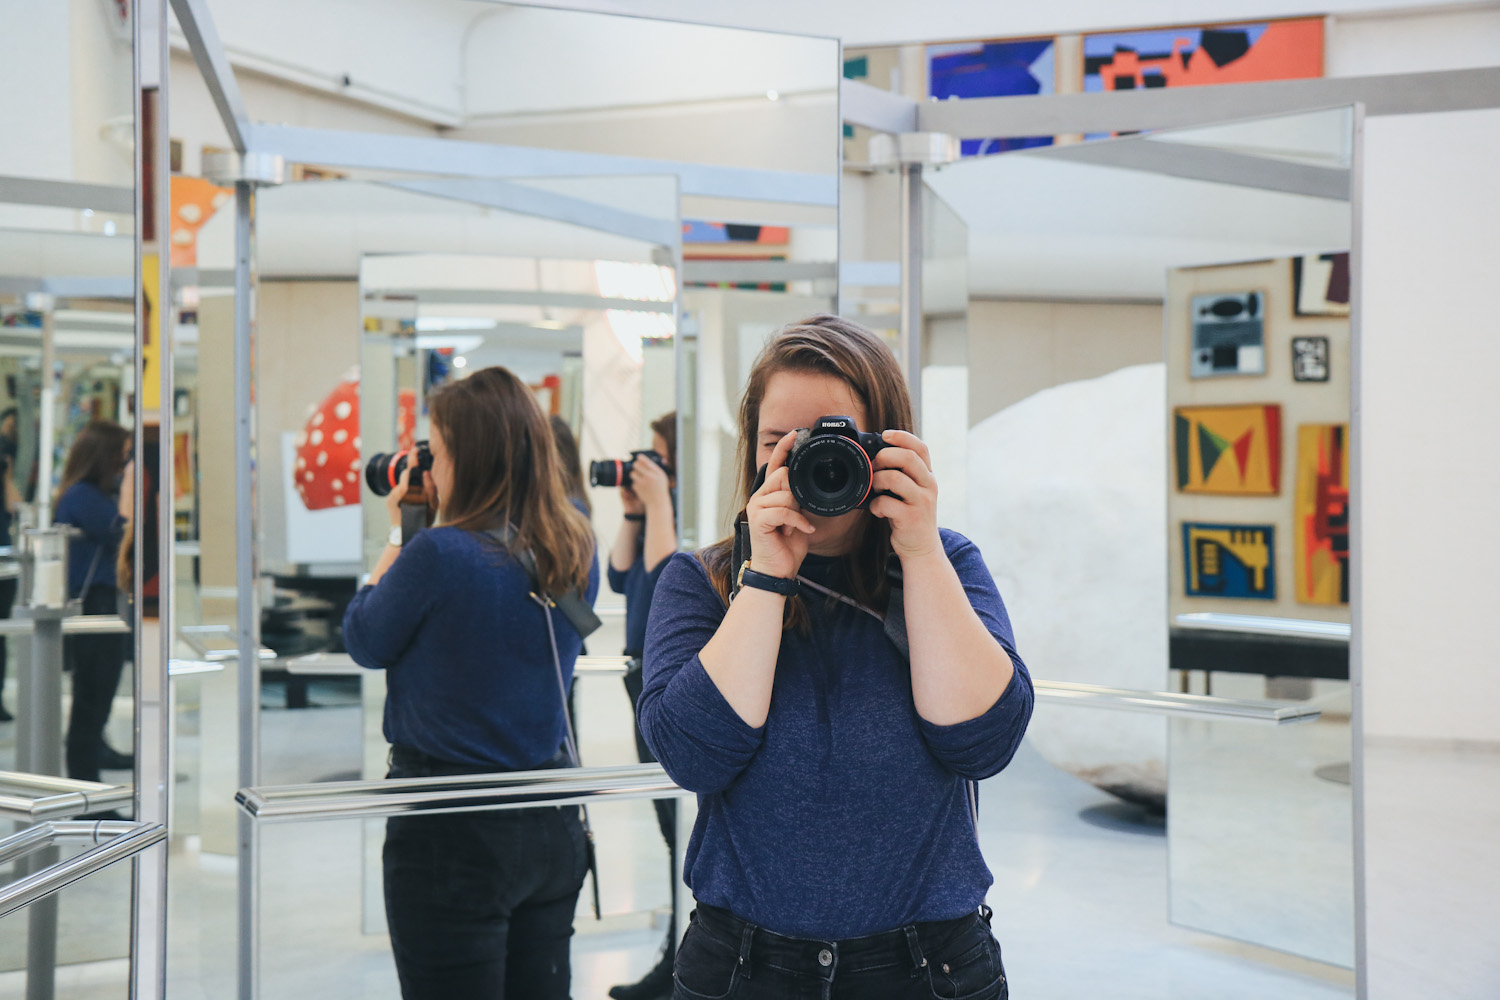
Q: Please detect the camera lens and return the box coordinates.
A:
[589,458,630,488]
[788,436,872,517]
[811,456,849,495]
[364,451,404,496]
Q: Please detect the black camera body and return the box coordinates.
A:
[589,449,665,490]
[365,441,434,503]
[786,415,889,517]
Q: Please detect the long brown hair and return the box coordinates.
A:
[58,420,130,501]
[649,410,677,472]
[429,368,594,596]
[699,315,913,626]
[548,414,590,515]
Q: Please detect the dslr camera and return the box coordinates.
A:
[364,441,434,504]
[785,415,890,517]
[590,450,666,490]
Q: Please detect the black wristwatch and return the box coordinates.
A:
[737,560,799,598]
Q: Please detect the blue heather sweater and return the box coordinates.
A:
[54,481,124,596]
[607,529,668,657]
[639,529,1033,939]
[344,525,600,768]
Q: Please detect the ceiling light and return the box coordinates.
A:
[766,90,781,101]
[452,356,468,369]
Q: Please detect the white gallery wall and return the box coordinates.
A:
[1358,106,1500,745]
[1359,105,1500,998]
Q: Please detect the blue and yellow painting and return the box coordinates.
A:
[1183,522,1276,600]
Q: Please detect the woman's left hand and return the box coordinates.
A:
[869,430,941,560]
[384,462,413,529]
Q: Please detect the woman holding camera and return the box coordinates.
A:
[638,315,1033,1000]
[343,366,599,1000]
[606,412,679,1000]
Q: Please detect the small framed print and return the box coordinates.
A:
[1292,336,1330,382]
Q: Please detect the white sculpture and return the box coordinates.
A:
[966,363,1169,809]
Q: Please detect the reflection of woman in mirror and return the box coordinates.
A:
[639,317,1033,999]
[0,407,20,722]
[549,415,591,516]
[55,420,134,781]
[607,410,678,1000]
[343,366,600,1000]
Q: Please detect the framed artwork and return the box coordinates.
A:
[1191,291,1266,378]
[1292,253,1351,316]
[1183,523,1277,600]
[929,40,1055,156]
[1173,404,1282,495]
[1292,336,1331,382]
[1295,424,1350,605]
[1084,18,1323,93]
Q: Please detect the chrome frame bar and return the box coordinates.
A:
[1174,612,1351,643]
[0,772,134,822]
[0,614,133,636]
[0,822,167,920]
[1036,680,1320,724]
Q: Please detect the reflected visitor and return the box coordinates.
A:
[344,366,600,1000]
[639,316,1034,999]
[55,420,134,780]
[0,407,19,722]
[604,410,678,1000]
[549,414,591,516]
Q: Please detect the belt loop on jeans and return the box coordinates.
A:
[737,921,755,980]
[903,925,928,978]
[979,903,994,927]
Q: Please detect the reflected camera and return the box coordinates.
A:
[589,450,665,490]
[787,415,888,517]
[364,441,434,504]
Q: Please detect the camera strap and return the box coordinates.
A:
[485,525,604,919]
[730,520,978,828]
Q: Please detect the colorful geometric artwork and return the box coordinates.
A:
[1183,523,1276,599]
[929,40,1055,156]
[1292,252,1351,316]
[1173,404,1282,495]
[681,220,790,245]
[1295,424,1350,605]
[1084,19,1323,93]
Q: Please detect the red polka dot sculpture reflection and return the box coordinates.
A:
[294,381,416,511]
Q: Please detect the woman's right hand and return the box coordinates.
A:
[745,430,814,580]
[384,461,412,529]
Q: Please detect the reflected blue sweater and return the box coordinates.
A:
[54,482,124,596]
[638,529,1034,939]
[344,526,600,768]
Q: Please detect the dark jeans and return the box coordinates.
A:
[673,903,1008,1000]
[382,746,588,1000]
[65,586,129,782]
[624,657,678,957]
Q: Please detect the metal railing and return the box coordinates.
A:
[1034,679,1321,724]
[0,820,166,919]
[0,772,134,822]
[0,614,133,636]
[1173,612,1351,643]
[280,652,1318,723]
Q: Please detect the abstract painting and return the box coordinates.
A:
[1191,291,1266,378]
[1292,252,1351,316]
[1084,19,1323,92]
[930,40,1055,156]
[1295,424,1350,605]
[1183,523,1277,600]
[1174,404,1282,495]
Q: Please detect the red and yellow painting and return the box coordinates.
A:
[1174,404,1282,495]
[1295,424,1350,605]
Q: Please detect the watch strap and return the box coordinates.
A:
[737,560,798,598]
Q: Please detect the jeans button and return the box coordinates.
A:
[818,948,833,967]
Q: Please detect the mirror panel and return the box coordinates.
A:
[930,107,1355,971]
